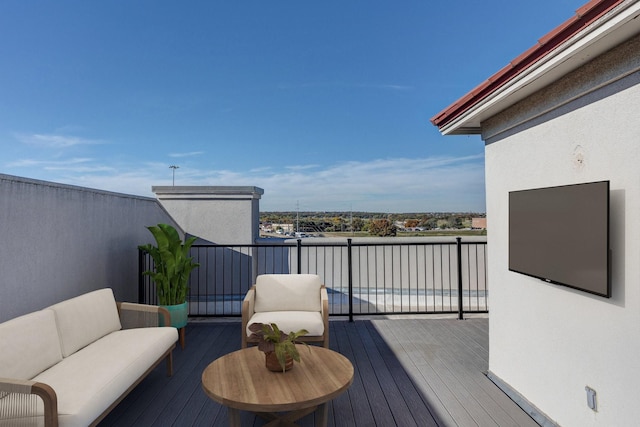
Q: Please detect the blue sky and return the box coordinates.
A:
[1,1,585,212]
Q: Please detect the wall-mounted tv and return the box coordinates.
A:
[509,180,610,298]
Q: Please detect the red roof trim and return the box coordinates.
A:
[430,0,625,129]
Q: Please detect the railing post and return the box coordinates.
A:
[296,239,302,274]
[456,237,464,320]
[347,238,354,322]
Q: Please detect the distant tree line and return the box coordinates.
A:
[261,211,485,237]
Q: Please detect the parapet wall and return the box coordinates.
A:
[152,186,264,244]
[0,174,176,322]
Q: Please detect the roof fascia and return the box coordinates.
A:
[433,0,634,135]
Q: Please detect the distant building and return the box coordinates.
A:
[272,223,294,233]
[471,218,487,229]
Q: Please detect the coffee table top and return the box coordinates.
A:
[202,345,354,413]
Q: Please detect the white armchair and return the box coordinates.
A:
[241,274,329,348]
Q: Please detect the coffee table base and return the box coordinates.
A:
[227,402,328,427]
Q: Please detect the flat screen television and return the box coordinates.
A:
[509,180,610,298]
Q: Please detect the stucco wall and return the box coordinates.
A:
[0,174,176,322]
[484,41,640,426]
[152,186,263,244]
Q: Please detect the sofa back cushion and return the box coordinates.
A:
[48,288,122,357]
[254,274,321,312]
[0,310,63,379]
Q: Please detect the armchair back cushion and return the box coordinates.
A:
[48,288,122,357]
[0,309,63,380]
[254,274,321,312]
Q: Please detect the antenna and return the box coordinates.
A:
[169,165,179,186]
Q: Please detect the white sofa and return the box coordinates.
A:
[241,274,329,348]
[0,288,178,427]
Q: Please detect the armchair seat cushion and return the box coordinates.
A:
[246,311,324,337]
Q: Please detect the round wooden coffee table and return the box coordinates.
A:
[202,345,354,426]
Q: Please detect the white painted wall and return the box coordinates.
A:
[486,76,640,425]
[152,186,263,244]
[0,174,176,322]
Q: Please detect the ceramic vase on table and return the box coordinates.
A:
[265,351,293,372]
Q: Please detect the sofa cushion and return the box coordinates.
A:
[247,311,324,337]
[31,327,178,427]
[48,289,122,358]
[254,274,321,313]
[0,310,63,380]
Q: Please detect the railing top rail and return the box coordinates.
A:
[192,237,487,249]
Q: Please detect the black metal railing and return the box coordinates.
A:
[139,237,488,319]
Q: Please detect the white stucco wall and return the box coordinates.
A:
[152,186,263,244]
[485,72,640,425]
[0,174,176,322]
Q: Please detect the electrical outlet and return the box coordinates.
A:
[585,386,597,411]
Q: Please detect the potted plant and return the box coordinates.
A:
[248,323,309,372]
[138,223,199,332]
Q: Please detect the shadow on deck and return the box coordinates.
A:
[99,317,536,427]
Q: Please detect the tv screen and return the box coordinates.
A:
[509,181,610,298]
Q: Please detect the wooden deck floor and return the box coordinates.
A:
[99,317,537,427]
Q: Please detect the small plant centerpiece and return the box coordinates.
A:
[248,323,309,372]
[138,223,199,332]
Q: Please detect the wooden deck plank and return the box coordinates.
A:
[401,320,512,426]
[98,317,536,427]
[334,321,379,427]
[386,318,530,426]
[412,320,510,420]
[168,325,237,425]
[452,339,536,425]
[426,321,538,427]
[327,322,359,427]
[374,318,537,427]
[158,331,237,422]
[355,321,420,427]
[348,321,402,426]
[417,325,511,426]
[374,319,482,426]
[362,321,440,427]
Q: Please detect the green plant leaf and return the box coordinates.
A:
[140,223,199,305]
[275,344,287,372]
[249,322,309,371]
